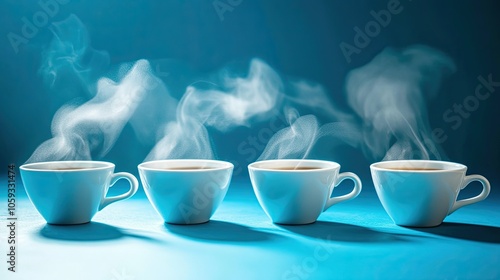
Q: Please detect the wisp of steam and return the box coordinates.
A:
[27,60,157,163]
[258,109,360,161]
[145,59,283,161]
[145,58,356,162]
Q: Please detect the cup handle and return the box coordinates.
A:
[448,175,490,215]
[323,172,362,211]
[99,172,139,211]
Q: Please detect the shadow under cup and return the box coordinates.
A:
[138,160,233,225]
[370,160,491,227]
[20,161,139,225]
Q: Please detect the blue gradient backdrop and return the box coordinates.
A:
[0,0,499,186]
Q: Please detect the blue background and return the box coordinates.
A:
[0,0,499,184]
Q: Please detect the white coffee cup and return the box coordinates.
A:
[138,159,233,225]
[370,160,491,227]
[20,161,139,225]
[248,159,362,225]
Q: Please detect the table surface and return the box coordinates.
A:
[1,177,499,280]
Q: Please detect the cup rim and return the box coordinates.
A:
[138,159,234,172]
[370,160,467,172]
[20,160,114,172]
[248,159,340,172]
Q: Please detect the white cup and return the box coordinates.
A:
[138,159,233,224]
[20,161,139,225]
[370,160,491,227]
[248,159,362,225]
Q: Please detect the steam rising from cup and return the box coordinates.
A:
[345,45,456,161]
[258,45,456,162]
[27,15,160,163]
[258,110,360,161]
[145,59,283,161]
[145,59,351,162]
